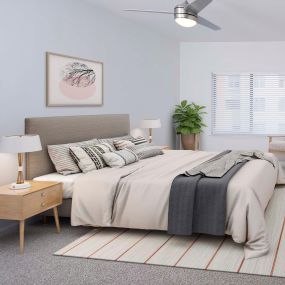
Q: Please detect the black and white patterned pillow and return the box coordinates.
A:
[102,149,139,168]
[47,139,99,175]
[69,143,114,173]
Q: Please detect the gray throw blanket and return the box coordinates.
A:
[185,150,275,178]
[168,150,274,236]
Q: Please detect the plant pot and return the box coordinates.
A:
[181,134,199,150]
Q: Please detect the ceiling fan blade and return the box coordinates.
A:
[197,16,221,30]
[124,9,173,15]
[188,0,213,14]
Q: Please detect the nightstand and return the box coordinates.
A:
[0,181,63,254]
[160,146,172,150]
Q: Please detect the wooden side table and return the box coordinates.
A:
[0,181,63,254]
[160,146,172,150]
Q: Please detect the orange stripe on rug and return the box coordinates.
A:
[88,229,129,258]
[205,236,227,270]
[237,257,245,273]
[144,235,174,264]
[116,231,152,261]
[61,228,103,256]
[270,217,285,276]
[174,235,201,267]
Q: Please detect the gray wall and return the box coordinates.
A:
[0,0,180,231]
[180,42,285,151]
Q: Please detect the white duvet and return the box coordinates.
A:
[71,150,285,259]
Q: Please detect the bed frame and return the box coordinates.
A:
[25,114,130,217]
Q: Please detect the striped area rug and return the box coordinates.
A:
[55,187,285,278]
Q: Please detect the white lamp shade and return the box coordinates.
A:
[0,135,42,154]
[141,119,161,129]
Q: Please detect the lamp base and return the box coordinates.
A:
[10,182,31,190]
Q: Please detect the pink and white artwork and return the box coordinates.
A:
[46,52,103,106]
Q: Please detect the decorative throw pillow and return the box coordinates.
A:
[113,140,135,150]
[102,149,139,168]
[128,144,163,160]
[69,143,114,173]
[48,139,99,175]
[130,136,148,145]
[98,135,133,149]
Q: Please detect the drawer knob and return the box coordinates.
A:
[41,192,46,197]
[41,202,46,208]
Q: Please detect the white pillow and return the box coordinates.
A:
[102,149,138,168]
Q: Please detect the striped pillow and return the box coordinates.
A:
[102,149,139,168]
[98,135,133,149]
[130,136,148,145]
[128,144,163,160]
[47,139,99,175]
[113,140,135,150]
[69,143,114,173]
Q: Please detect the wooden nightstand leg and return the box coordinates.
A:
[53,207,60,233]
[19,220,25,254]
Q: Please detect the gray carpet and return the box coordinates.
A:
[0,219,284,285]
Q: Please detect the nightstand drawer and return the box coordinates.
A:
[22,185,62,219]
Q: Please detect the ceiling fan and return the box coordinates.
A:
[124,0,220,30]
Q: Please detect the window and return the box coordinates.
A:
[279,76,285,88]
[212,73,285,135]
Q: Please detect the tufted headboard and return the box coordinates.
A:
[25,114,130,179]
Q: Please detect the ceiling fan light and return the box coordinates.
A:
[175,16,197,27]
[174,6,197,28]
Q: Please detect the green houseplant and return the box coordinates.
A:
[173,100,207,150]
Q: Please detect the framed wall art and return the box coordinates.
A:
[46,52,103,106]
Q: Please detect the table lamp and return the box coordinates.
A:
[141,119,161,143]
[0,135,42,190]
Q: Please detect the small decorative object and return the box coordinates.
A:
[0,135,42,189]
[173,100,207,150]
[46,52,103,106]
[140,119,161,143]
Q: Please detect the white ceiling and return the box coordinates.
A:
[87,0,285,42]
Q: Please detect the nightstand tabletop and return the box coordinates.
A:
[0,181,61,196]
[160,146,172,150]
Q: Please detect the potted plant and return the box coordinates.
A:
[173,100,207,150]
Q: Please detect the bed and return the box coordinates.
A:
[25,114,285,259]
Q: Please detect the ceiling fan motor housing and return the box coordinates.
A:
[174,3,197,23]
[124,0,220,31]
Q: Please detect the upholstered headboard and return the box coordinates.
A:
[25,114,130,179]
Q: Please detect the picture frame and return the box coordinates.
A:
[46,52,103,107]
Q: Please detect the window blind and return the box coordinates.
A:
[212,73,285,135]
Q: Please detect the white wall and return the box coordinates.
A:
[0,0,180,231]
[0,0,180,181]
[180,42,285,151]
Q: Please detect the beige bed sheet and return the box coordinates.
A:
[71,150,285,259]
